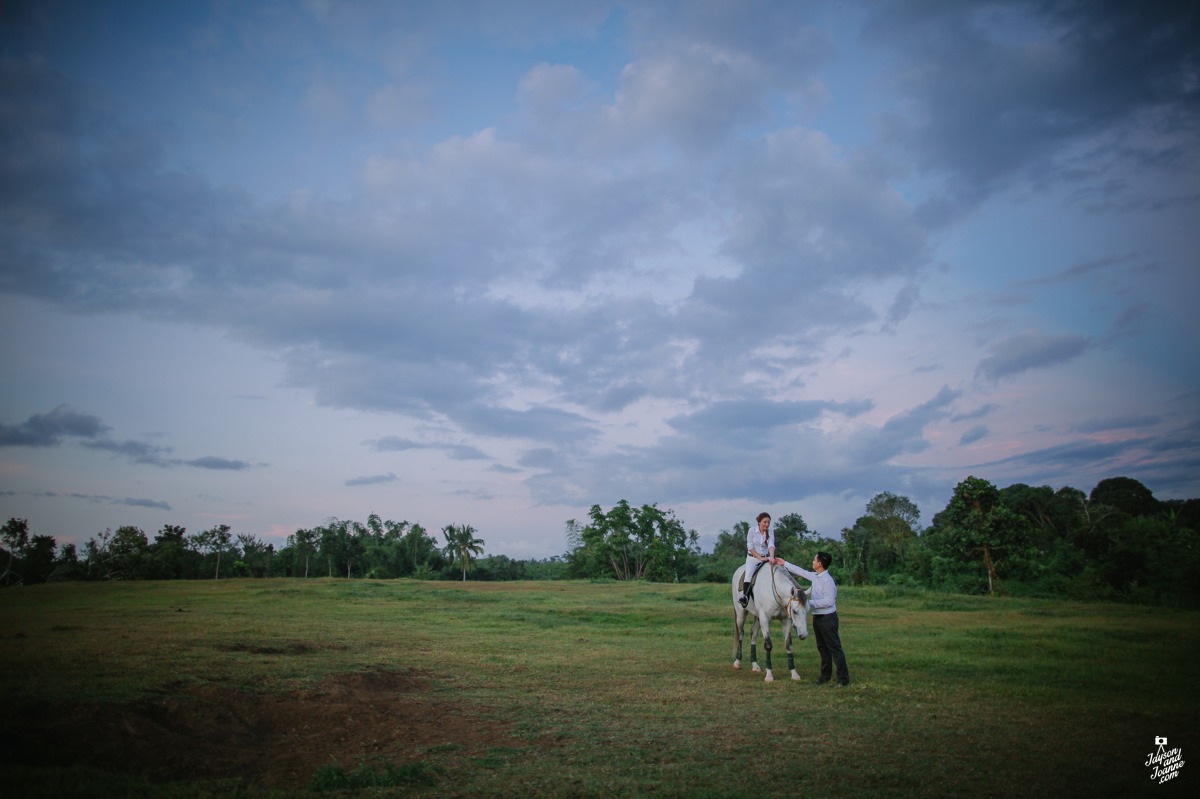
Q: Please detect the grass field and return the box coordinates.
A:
[1,579,1196,797]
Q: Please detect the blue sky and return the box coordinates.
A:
[2,0,1197,558]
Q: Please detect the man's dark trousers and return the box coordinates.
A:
[812,611,849,685]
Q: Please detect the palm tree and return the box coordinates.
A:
[442,523,485,581]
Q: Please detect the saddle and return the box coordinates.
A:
[739,566,762,596]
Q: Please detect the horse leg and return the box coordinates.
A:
[732,608,744,669]
[784,617,801,681]
[750,617,761,673]
[761,611,774,682]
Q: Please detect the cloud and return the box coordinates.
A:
[456,404,600,444]
[444,444,489,461]
[0,405,254,471]
[1016,255,1131,288]
[521,385,959,518]
[81,438,174,466]
[0,490,170,511]
[884,284,921,330]
[666,398,873,447]
[519,448,558,469]
[119,497,172,510]
[0,2,1196,552]
[976,330,1090,381]
[1069,415,1163,434]
[371,437,422,452]
[0,44,930,448]
[977,439,1139,482]
[691,126,930,331]
[848,385,961,463]
[183,457,253,471]
[345,473,397,487]
[951,404,999,423]
[0,405,109,447]
[864,0,1200,221]
[80,440,256,470]
[369,437,488,461]
[959,425,989,446]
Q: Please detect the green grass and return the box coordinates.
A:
[2,579,1197,797]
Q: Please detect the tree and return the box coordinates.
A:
[0,522,59,585]
[359,513,399,578]
[1,517,30,586]
[401,523,440,577]
[865,492,920,564]
[997,484,1088,590]
[190,524,233,579]
[566,501,699,582]
[712,522,750,560]
[928,476,1027,595]
[772,513,812,554]
[236,533,275,577]
[565,519,599,579]
[288,528,319,577]
[369,517,416,578]
[51,542,83,581]
[151,525,192,579]
[106,526,151,580]
[701,521,751,582]
[572,501,642,580]
[841,516,873,584]
[73,526,151,580]
[443,524,485,581]
[315,519,352,578]
[473,554,526,581]
[24,535,58,584]
[1089,476,1159,518]
[83,530,109,580]
[1165,498,1200,532]
[344,521,368,578]
[838,494,919,585]
[636,505,700,582]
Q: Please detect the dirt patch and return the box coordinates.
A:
[217,640,317,655]
[3,669,537,790]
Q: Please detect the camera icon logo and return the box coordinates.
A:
[1156,736,1168,746]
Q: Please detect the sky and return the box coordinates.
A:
[1,0,1198,559]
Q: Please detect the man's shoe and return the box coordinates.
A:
[815,678,830,685]
[838,681,850,687]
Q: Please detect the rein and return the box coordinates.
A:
[768,562,793,610]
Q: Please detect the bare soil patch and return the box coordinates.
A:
[4,669,535,790]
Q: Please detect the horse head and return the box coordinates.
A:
[788,587,809,640]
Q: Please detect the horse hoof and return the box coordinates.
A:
[764,671,775,683]
[790,671,802,681]
[751,663,762,673]
[733,661,741,670]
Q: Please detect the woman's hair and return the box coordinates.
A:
[756,512,771,523]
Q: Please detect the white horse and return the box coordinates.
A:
[731,562,809,682]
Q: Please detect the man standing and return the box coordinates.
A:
[781,551,850,686]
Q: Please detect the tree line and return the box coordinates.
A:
[3,474,1198,606]
[0,516,503,585]
[698,475,1199,608]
